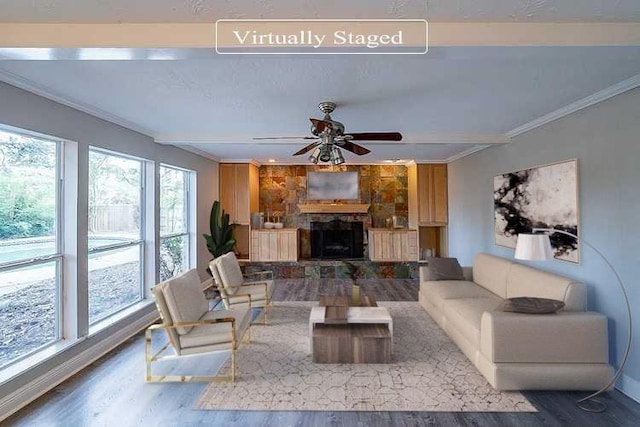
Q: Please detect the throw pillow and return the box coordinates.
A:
[496,297,565,314]
[424,257,465,281]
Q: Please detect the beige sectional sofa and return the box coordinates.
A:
[419,253,613,390]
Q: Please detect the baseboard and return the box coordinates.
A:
[0,310,159,421]
[618,373,640,404]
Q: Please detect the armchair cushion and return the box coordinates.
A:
[216,252,245,295]
[161,269,209,335]
[179,307,251,353]
[152,281,180,348]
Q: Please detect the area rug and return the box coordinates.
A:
[196,302,536,412]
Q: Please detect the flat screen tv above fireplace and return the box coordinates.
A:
[307,171,359,200]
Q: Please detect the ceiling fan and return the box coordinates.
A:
[253,102,402,164]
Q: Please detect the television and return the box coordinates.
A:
[307,171,359,200]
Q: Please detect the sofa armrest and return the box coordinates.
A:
[480,311,609,364]
[461,266,473,282]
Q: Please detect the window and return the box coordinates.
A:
[88,149,144,324]
[0,129,61,368]
[159,165,191,281]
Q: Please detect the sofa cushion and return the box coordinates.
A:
[496,297,565,314]
[423,257,465,281]
[506,263,586,311]
[472,253,512,298]
[420,280,495,311]
[161,269,208,335]
[442,295,503,348]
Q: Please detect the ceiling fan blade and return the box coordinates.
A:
[339,140,371,156]
[309,118,333,134]
[253,136,317,140]
[292,141,320,156]
[345,132,402,141]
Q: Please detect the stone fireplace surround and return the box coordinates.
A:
[259,164,408,259]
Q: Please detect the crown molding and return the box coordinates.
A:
[173,144,220,162]
[0,69,155,137]
[218,158,262,166]
[445,144,494,163]
[506,73,640,138]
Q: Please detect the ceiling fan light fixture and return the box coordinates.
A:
[319,145,332,162]
[309,147,321,164]
[331,146,345,165]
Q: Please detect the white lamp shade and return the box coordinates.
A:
[514,233,554,261]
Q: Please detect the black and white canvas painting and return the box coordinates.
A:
[494,159,579,263]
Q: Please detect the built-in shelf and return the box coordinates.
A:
[298,203,370,214]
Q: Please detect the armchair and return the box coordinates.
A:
[209,252,274,324]
[146,269,252,383]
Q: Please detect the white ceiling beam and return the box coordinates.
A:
[0,22,639,48]
[154,135,510,145]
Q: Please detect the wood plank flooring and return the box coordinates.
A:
[5,278,640,426]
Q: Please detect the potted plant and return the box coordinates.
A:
[203,200,236,258]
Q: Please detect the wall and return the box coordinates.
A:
[447,87,640,401]
[258,164,408,258]
[0,81,219,412]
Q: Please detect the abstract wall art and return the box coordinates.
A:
[494,159,579,263]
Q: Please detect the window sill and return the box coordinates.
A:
[0,338,84,386]
[0,299,157,386]
[88,299,156,337]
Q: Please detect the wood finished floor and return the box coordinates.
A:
[5,278,640,426]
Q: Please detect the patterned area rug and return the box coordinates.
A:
[196,302,536,412]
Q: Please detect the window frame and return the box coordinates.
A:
[159,164,193,281]
[0,126,63,367]
[87,147,146,325]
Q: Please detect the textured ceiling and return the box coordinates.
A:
[0,1,639,163]
[1,0,640,23]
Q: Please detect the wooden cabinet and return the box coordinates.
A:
[219,163,259,259]
[408,164,448,226]
[368,229,418,262]
[251,229,299,262]
[219,163,259,225]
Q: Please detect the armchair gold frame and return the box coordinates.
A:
[209,256,274,325]
[145,316,251,383]
[145,270,252,383]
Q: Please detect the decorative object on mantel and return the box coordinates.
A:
[495,159,579,263]
[515,229,632,413]
[298,203,370,214]
[252,101,402,164]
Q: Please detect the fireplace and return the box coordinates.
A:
[310,220,364,259]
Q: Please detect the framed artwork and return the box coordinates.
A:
[494,159,579,263]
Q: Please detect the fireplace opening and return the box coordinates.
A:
[310,220,364,259]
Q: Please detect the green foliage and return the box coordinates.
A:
[160,236,185,281]
[0,136,56,239]
[87,150,141,233]
[0,136,55,169]
[203,200,236,258]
